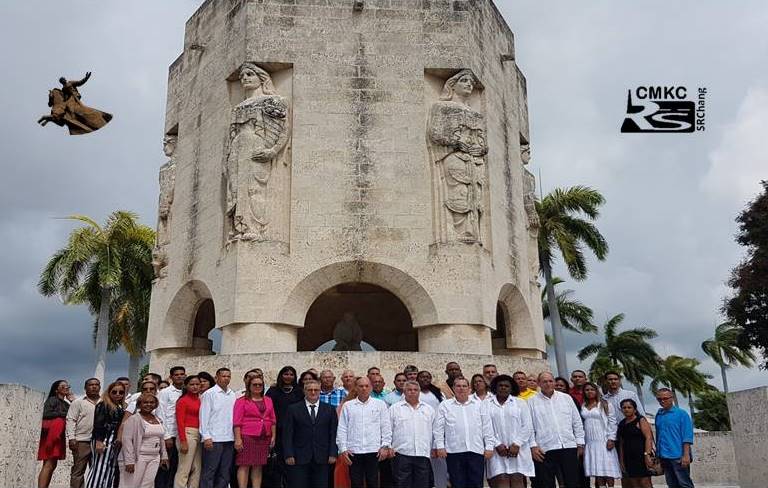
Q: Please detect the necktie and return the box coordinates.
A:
[310,404,316,423]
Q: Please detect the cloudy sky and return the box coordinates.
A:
[0,1,765,398]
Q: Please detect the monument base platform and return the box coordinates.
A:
[149,351,549,386]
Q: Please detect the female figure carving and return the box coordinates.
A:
[428,70,488,244]
[224,63,290,242]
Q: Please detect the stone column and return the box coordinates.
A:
[220,322,298,354]
[727,386,768,488]
[417,324,492,355]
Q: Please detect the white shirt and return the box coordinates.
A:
[603,388,646,417]
[157,384,182,439]
[485,395,535,478]
[199,384,237,442]
[306,400,320,418]
[389,400,435,458]
[433,397,496,455]
[528,391,585,452]
[471,392,490,402]
[337,397,392,454]
[419,390,441,411]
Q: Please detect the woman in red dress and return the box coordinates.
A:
[37,379,71,488]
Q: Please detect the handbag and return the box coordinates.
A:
[646,452,664,476]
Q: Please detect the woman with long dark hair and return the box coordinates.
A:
[264,366,303,488]
[88,381,126,488]
[175,375,202,488]
[616,399,655,488]
[37,379,70,488]
[197,371,215,394]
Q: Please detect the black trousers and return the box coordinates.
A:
[379,457,393,488]
[154,441,178,488]
[350,452,380,488]
[532,448,580,488]
[391,454,431,488]
[446,452,484,488]
[286,462,329,488]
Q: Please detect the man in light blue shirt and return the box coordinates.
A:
[654,388,695,488]
[384,373,407,406]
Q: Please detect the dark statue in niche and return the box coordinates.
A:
[224,63,290,242]
[332,312,363,351]
[37,72,112,135]
[428,69,488,244]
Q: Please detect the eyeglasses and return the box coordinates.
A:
[111,390,125,395]
[656,397,673,402]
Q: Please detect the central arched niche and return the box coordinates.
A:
[298,282,417,352]
[192,298,217,353]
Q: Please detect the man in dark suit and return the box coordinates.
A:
[283,379,338,488]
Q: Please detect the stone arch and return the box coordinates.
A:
[495,283,535,352]
[280,261,439,328]
[162,280,216,351]
[299,282,417,352]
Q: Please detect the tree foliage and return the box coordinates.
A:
[577,313,659,391]
[537,185,608,376]
[650,355,713,403]
[692,389,731,431]
[537,186,609,280]
[38,211,154,380]
[724,181,768,368]
[541,277,597,334]
[701,321,755,392]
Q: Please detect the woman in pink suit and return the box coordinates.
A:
[234,376,276,488]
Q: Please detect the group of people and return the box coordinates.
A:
[37,362,696,488]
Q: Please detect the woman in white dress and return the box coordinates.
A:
[485,375,534,488]
[581,382,621,487]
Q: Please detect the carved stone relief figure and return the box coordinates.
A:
[523,168,539,234]
[153,135,177,280]
[523,167,540,283]
[428,70,488,244]
[224,63,290,242]
[332,312,363,351]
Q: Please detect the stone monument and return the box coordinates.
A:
[146,0,547,379]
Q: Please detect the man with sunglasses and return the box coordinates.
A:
[654,388,695,488]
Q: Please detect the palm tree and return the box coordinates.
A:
[701,322,755,393]
[577,313,658,404]
[541,277,597,335]
[692,389,730,431]
[39,212,154,384]
[538,186,608,377]
[651,355,713,419]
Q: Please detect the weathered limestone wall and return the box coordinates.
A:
[147,0,545,365]
[150,351,548,391]
[728,386,768,488]
[0,384,71,488]
[689,431,738,486]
